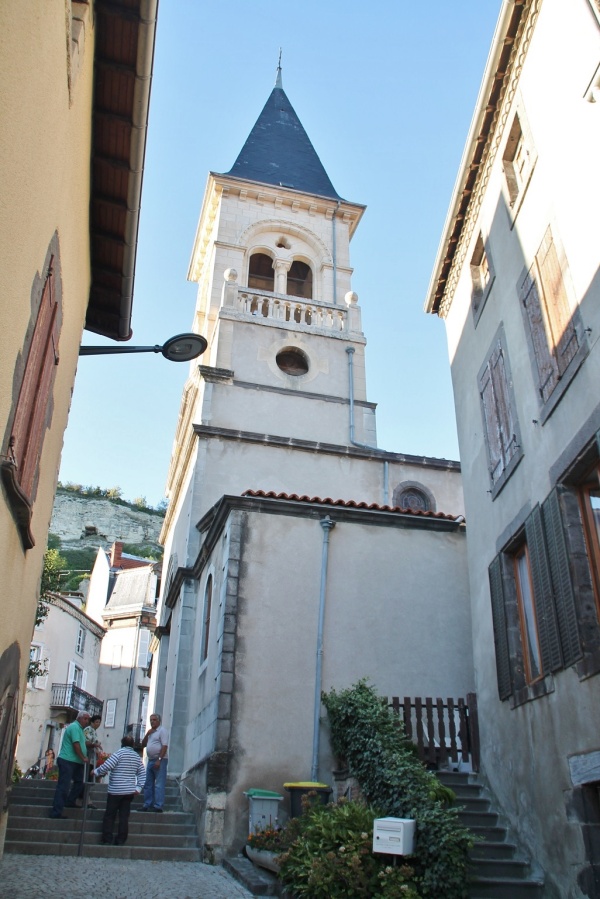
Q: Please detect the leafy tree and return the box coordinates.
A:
[27,547,67,682]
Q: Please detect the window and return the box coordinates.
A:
[520,227,580,407]
[137,628,151,668]
[579,465,600,620]
[76,625,86,656]
[248,253,274,292]
[201,575,213,666]
[470,233,494,320]
[502,111,536,215]
[67,661,86,690]
[479,331,522,494]
[276,347,309,376]
[105,699,117,728]
[287,261,312,299]
[514,545,543,683]
[489,488,596,706]
[1,241,62,549]
[29,644,49,690]
[394,487,430,513]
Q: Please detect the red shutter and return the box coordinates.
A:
[10,261,60,500]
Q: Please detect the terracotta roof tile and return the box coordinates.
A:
[241,490,461,521]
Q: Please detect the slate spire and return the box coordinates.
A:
[223,63,341,200]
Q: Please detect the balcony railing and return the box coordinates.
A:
[50,683,103,719]
[126,722,144,748]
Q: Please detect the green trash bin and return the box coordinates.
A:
[283,781,332,818]
[244,788,284,833]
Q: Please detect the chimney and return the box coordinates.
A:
[110,541,123,568]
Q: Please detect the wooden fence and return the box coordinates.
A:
[388,693,480,773]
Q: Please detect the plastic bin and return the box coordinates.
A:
[283,781,332,818]
[244,788,284,834]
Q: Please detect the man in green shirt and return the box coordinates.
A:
[49,711,90,819]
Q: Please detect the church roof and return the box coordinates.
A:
[222,71,342,200]
[241,490,462,522]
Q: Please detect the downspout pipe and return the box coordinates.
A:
[346,347,389,503]
[311,516,335,782]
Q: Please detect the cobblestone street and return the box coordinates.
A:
[0,854,254,899]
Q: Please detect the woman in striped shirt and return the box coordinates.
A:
[93,735,146,845]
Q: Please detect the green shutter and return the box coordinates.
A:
[489,555,513,700]
[525,506,563,672]
[542,488,582,667]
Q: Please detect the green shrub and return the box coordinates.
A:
[322,681,473,899]
[277,799,419,898]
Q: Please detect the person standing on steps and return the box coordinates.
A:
[93,734,145,845]
[49,711,90,819]
[139,713,169,812]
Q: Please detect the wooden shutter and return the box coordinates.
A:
[489,555,513,700]
[520,266,558,403]
[524,506,563,672]
[35,646,49,690]
[480,340,517,483]
[543,488,583,667]
[67,661,76,683]
[137,628,150,668]
[10,262,60,499]
[105,699,117,728]
[536,228,578,376]
[81,670,87,691]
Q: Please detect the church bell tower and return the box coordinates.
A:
[164,66,373,530]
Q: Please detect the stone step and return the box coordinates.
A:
[470,840,519,860]
[469,876,544,899]
[5,777,202,863]
[8,816,196,838]
[435,771,544,899]
[4,840,202,862]
[7,825,199,848]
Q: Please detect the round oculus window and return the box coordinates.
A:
[276,347,309,376]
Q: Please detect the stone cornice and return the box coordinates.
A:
[193,424,460,470]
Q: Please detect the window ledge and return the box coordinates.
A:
[511,673,555,708]
[1,460,35,549]
[539,340,590,426]
[577,648,600,681]
[490,447,524,501]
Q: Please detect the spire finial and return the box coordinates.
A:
[275,48,283,88]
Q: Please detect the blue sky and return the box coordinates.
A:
[60,1,500,509]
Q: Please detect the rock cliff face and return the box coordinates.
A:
[50,490,164,552]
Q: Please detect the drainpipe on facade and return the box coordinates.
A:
[346,346,390,504]
[311,516,335,782]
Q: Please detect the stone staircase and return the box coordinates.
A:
[5,777,202,861]
[437,771,544,898]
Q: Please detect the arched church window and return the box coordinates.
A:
[276,346,309,376]
[393,483,434,513]
[201,575,212,665]
[287,260,312,299]
[248,253,274,292]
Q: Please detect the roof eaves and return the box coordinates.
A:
[424,0,530,318]
[86,0,159,341]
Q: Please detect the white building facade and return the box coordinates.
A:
[426,1,600,895]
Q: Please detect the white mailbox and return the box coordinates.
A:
[372,817,416,856]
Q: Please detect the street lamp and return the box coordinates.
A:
[79,332,207,362]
